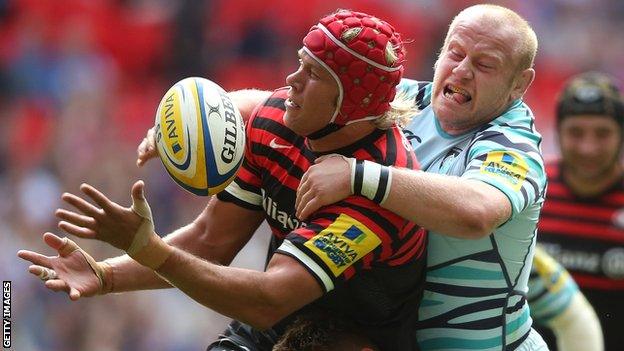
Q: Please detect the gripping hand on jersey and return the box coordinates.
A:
[56,181,172,270]
[296,155,353,220]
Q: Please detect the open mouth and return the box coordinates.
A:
[443,84,472,104]
[285,98,301,109]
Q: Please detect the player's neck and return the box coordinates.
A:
[563,162,623,198]
[307,121,378,152]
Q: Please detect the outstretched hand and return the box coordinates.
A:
[17,233,111,300]
[136,126,158,167]
[56,181,148,252]
[295,155,353,220]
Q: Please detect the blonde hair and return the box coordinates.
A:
[442,4,538,71]
[374,91,419,129]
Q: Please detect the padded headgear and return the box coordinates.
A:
[302,10,406,127]
[557,72,624,129]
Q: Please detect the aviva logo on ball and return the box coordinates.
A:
[155,77,245,196]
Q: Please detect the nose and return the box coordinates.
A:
[577,137,600,156]
[286,66,304,92]
[452,57,474,80]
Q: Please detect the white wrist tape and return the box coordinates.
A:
[128,194,172,270]
[352,160,393,204]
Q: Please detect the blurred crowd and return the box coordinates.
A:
[1,0,622,350]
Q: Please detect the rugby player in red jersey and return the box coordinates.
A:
[536,72,623,351]
[19,10,426,351]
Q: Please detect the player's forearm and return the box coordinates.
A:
[103,221,205,292]
[384,168,510,238]
[106,219,229,292]
[155,248,303,330]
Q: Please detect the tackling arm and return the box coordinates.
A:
[382,168,511,238]
[296,156,510,239]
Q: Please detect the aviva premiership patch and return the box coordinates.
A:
[304,214,381,277]
[480,151,528,191]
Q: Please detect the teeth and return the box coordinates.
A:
[287,99,300,108]
[448,85,468,96]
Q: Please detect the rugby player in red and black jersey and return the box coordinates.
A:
[536,72,624,351]
[18,10,426,351]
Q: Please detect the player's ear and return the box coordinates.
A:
[511,68,535,101]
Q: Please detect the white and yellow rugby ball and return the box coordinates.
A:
[154,77,245,196]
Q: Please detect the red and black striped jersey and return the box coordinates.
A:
[538,161,624,290]
[217,88,426,350]
[537,160,624,351]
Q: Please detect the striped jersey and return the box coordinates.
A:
[527,245,579,326]
[218,88,426,350]
[537,160,624,350]
[398,79,547,351]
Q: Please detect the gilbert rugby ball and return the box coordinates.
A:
[154,77,245,196]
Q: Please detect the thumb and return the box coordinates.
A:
[43,232,66,251]
[130,180,153,220]
[131,180,145,202]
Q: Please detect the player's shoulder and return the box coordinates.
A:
[487,100,540,140]
[472,100,543,156]
[249,87,288,121]
[246,87,292,140]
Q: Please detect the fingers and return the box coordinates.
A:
[61,192,102,217]
[43,279,80,301]
[295,171,310,211]
[137,127,157,167]
[295,182,312,218]
[80,183,115,213]
[44,279,70,293]
[296,185,317,219]
[58,221,97,239]
[17,250,51,267]
[298,198,322,221]
[28,265,56,280]
[55,208,97,229]
[69,287,82,301]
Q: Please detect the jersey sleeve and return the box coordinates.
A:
[397,78,432,109]
[461,126,546,216]
[528,246,580,326]
[216,99,264,210]
[275,197,425,292]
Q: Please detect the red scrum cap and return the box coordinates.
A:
[302,10,406,126]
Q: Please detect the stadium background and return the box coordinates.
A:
[0,0,622,350]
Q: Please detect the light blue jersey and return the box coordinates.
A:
[528,246,579,326]
[398,79,547,351]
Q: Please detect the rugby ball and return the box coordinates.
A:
[154,77,245,196]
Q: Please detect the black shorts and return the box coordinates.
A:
[206,320,279,351]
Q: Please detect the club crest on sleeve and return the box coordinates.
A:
[480,150,528,191]
[304,213,381,277]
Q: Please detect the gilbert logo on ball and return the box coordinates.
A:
[154,77,245,196]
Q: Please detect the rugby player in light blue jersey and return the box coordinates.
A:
[295,4,550,351]
[528,246,603,351]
